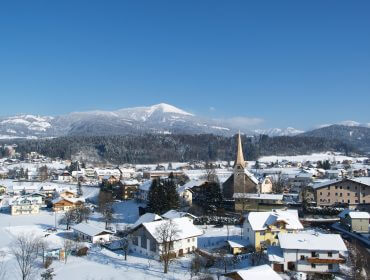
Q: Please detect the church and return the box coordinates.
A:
[222,132,258,200]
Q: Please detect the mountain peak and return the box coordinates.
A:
[148,103,194,116]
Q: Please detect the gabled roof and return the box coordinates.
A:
[72,223,113,237]
[278,232,347,251]
[246,209,303,231]
[234,193,283,200]
[162,210,197,220]
[142,217,203,243]
[232,264,283,280]
[52,197,85,204]
[132,213,162,229]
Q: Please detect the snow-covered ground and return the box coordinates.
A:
[259,152,367,163]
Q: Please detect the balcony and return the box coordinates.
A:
[307,257,346,264]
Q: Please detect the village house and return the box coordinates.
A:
[136,180,152,202]
[311,177,370,209]
[59,189,78,199]
[94,168,121,181]
[268,233,347,274]
[234,193,285,212]
[58,171,72,182]
[131,213,163,230]
[130,217,203,259]
[338,209,370,233]
[116,179,139,200]
[52,197,85,212]
[39,185,57,197]
[11,196,40,215]
[243,209,303,251]
[72,223,113,243]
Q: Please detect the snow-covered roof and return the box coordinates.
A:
[244,169,259,185]
[177,179,206,194]
[143,217,203,243]
[351,177,370,186]
[267,246,284,263]
[52,197,85,204]
[246,209,303,231]
[233,193,283,200]
[278,232,347,251]
[72,223,113,237]
[138,180,152,191]
[232,264,283,280]
[162,210,197,220]
[311,179,342,189]
[226,240,249,248]
[338,209,370,219]
[120,179,139,185]
[131,213,162,229]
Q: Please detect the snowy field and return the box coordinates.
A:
[259,152,367,163]
[0,202,194,280]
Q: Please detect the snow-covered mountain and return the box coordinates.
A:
[253,127,304,136]
[0,104,231,138]
[1,104,366,139]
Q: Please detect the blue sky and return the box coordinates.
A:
[0,0,369,130]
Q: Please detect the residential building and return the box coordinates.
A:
[258,177,273,193]
[142,170,184,180]
[11,197,40,215]
[338,209,370,233]
[243,209,303,251]
[72,223,113,243]
[136,180,152,202]
[268,233,347,274]
[130,217,203,259]
[311,177,370,209]
[52,197,85,212]
[116,179,139,200]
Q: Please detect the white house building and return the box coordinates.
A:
[268,232,347,274]
[130,217,203,259]
[11,197,40,215]
[72,223,113,244]
[225,264,283,280]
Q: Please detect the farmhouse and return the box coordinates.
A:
[130,217,203,259]
[52,197,85,212]
[72,223,113,244]
[225,264,283,280]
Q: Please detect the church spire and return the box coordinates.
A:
[235,131,246,168]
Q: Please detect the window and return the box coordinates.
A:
[355,200,358,203]
[348,199,350,203]
[335,193,338,196]
[192,238,195,242]
[259,232,265,236]
[327,192,330,196]
[335,186,338,189]
[328,252,332,257]
[340,186,342,189]
[347,193,350,196]
[133,236,138,246]
[328,199,330,202]
[328,264,333,270]
[150,241,156,252]
[320,192,322,195]
[363,200,366,203]
[141,235,147,249]
[347,186,350,190]
[300,255,305,260]
[340,193,342,197]
[327,186,330,190]
[311,251,318,257]
[188,238,190,243]
[311,264,316,268]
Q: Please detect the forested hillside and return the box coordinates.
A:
[2,134,356,164]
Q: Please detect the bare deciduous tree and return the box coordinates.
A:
[155,220,180,274]
[63,239,74,264]
[98,191,115,229]
[11,233,42,280]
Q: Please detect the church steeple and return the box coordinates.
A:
[235,131,246,169]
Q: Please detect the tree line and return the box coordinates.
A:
[1,133,356,164]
